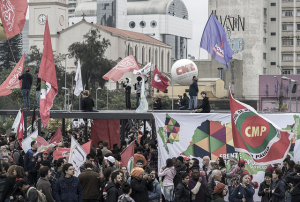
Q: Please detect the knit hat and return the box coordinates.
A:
[214,183,226,194]
[41,160,51,168]
[136,159,143,164]
[131,167,144,178]
[25,67,30,72]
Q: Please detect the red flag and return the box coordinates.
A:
[81,141,92,154]
[38,18,58,128]
[102,55,140,82]
[53,147,70,160]
[49,128,61,145]
[151,66,169,92]
[36,135,48,148]
[0,0,28,39]
[16,112,24,147]
[120,141,135,172]
[0,54,24,97]
[229,88,292,165]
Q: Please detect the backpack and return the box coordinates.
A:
[231,168,244,188]
[98,180,108,202]
[27,187,47,202]
[13,150,24,166]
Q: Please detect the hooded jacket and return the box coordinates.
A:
[231,183,255,202]
[158,166,176,186]
[106,181,122,202]
[130,177,153,202]
[18,72,33,90]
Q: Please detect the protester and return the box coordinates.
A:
[148,143,158,172]
[213,183,227,202]
[15,179,38,202]
[35,69,41,109]
[18,67,33,110]
[265,163,280,174]
[202,156,211,180]
[208,162,218,182]
[153,96,163,110]
[179,93,189,110]
[1,165,17,202]
[53,163,83,202]
[258,171,273,202]
[172,157,187,189]
[284,160,296,202]
[134,146,147,168]
[158,159,176,202]
[80,154,100,173]
[271,168,286,202]
[24,141,40,185]
[36,166,55,202]
[216,157,226,184]
[78,163,101,202]
[188,76,198,110]
[81,90,97,112]
[226,157,238,201]
[206,170,222,202]
[195,91,210,113]
[183,156,190,170]
[39,160,58,193]
[130,167,153,202]
[122,78,132,110]
[135,76,142,108]
[189,166,207,202]
[231,174,255,202]
[56,157,67,178]
[101,141,111,157]
[9,142,22,166]
[286,164,300,202]
[118,182,135,202]
[174,172,190,202]
[148,168,161,202]
[231,159,250,189]
[121,165,130,182]
[99,167,114,202]
[104,156,117,170]
[106,170,123,202]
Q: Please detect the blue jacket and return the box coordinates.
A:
[148,179,161,201]
[18,73,33,90]
[189,81,198,96]
[53,176,83,202]
[271,178,286,202]
[232,183,255,202]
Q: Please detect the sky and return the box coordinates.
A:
[26,0,208,59]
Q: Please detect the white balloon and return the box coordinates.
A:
[171,59,198,85]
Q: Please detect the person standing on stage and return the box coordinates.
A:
[122,78,132,110]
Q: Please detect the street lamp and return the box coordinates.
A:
[62,87,70,111]
[64,54,70,110]
[96,87,101,110]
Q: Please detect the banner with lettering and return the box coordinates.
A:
[153,113,300,201]
[69,136,87,176]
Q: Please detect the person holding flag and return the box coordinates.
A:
[18,67,33,110]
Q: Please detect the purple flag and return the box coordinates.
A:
[200,14,234,70]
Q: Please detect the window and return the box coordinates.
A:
[271,3,276,6]
[271,47,276,50]
[297,39,300,45]
[271,62,276,65]
[149,48,151,62]
[297,10,300,16]
[129,21,135,29]
[142,47,145,64]
[282,54,293,61]
[150,21,157,28]
[140,21,146,28]
[155,49,158,67]
[282,10,293,16]
[271,18,276,21]
[297,24,300,30]
[167,52,170,72]
[297,69,300,74]
[282,24,294,31]
[282,38,293,46]
[263,37,267,43]
[271,32,276,36]
[264,8,267,15]
[135,46,138,61]
[297,54,300,60]
[283,69,293,75]
[161,51,164,71]
[282,0,293,2]
[263,53,267,59]
[263,68,267,75]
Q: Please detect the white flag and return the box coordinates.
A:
[74,59,83,96]
[21,130,38,153]
[69,136,87,176]
[294,139,300,164]
[133,62,151,76]
[12,110,22,133]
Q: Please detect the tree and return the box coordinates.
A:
[0,33,23,71]
[68,28,115,90]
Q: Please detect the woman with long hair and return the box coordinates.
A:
[1,165,17,202]
[232,174,255,202]
[271,168,286,202]
[216,157,226,184]
[207,162,218,182]
[158,158,176,202]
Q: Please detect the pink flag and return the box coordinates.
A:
[49,128,61,145]
[38,18,58,128]
[0,54,24,97]
[120,141,135,172]
[102,55,140,82]
[53,147,70,160]
[151,66,169,92]
[16,112,24,147]
[81,141,92,154]
[0,0,28,39]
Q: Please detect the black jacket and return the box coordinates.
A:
[173,161,187,189]
[81,96,94,111]
[205,179,216,202]
[106,181,122,202]
[286,172,300,196]
[271,178,286,202]
[258,180,274,202]
[19,73,33,90]
[154,100,163,110]
[174,182,190,202]
[189,81,198,96]
[212,194,226,202]
[199,97,210,113]
[1,176,15,202]
[130,177,153,202]
[180,96,189,108]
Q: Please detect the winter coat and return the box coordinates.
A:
[271,178,286,202]
[53,176,83,202]
[1,176,15,202]
[180,96,189,108]
[18,73,33,90]
[158,166,176,186]
[212,194,226,202]
[226,163,238,186]
[130,177,153,202]
[78,169,102,199]
[24,149,38,173]
[148,179,161,202]
[173,161,187,188]
[199,97,210,113]
[189,80,198,96]
[257,180,274,202]
[123,79,132,94]
[153,100,163,110]
[231,183,255,202]
[205,179,217,202]
[286,172,300,199]
[174,182,190,202]
[106,181,122,202]
[36,177,55,202]
[81,97,95,111]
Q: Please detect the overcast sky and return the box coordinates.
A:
[26,0,208,59]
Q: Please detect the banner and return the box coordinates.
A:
[133,62,151,76]
[74,59,83,96]
[151,66,169,92]
[11,110,22,133]
[53,147,70,160]
[69,136,87,176]
[120,141,135,174]
[22,130,38,153]
[153,113,299,201]
[135,77,148,113]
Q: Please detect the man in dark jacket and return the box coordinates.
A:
[78,163,102,201]
[53,163,83,202]
[149,143,158,172]
[179,93,189,110]
[35,69,41,109]
[188,76,198,109]
[18,67,33,109]
[173,157,187,189]
[174,172,190,202]
[15,179,38,202]
[153,96,163,110]
[195,91,210,113]
[106,171,123,202]
[130,167,153,202]
[205,170,222,202]
[24,141,41,185]
[81,90,97,112]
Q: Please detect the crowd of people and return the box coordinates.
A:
[0,121,300,202]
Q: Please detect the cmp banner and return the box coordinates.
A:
[69,136,87,177]
[153,113,300,201]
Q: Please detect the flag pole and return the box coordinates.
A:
[7,39,17,63]
[172,76,174,110]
